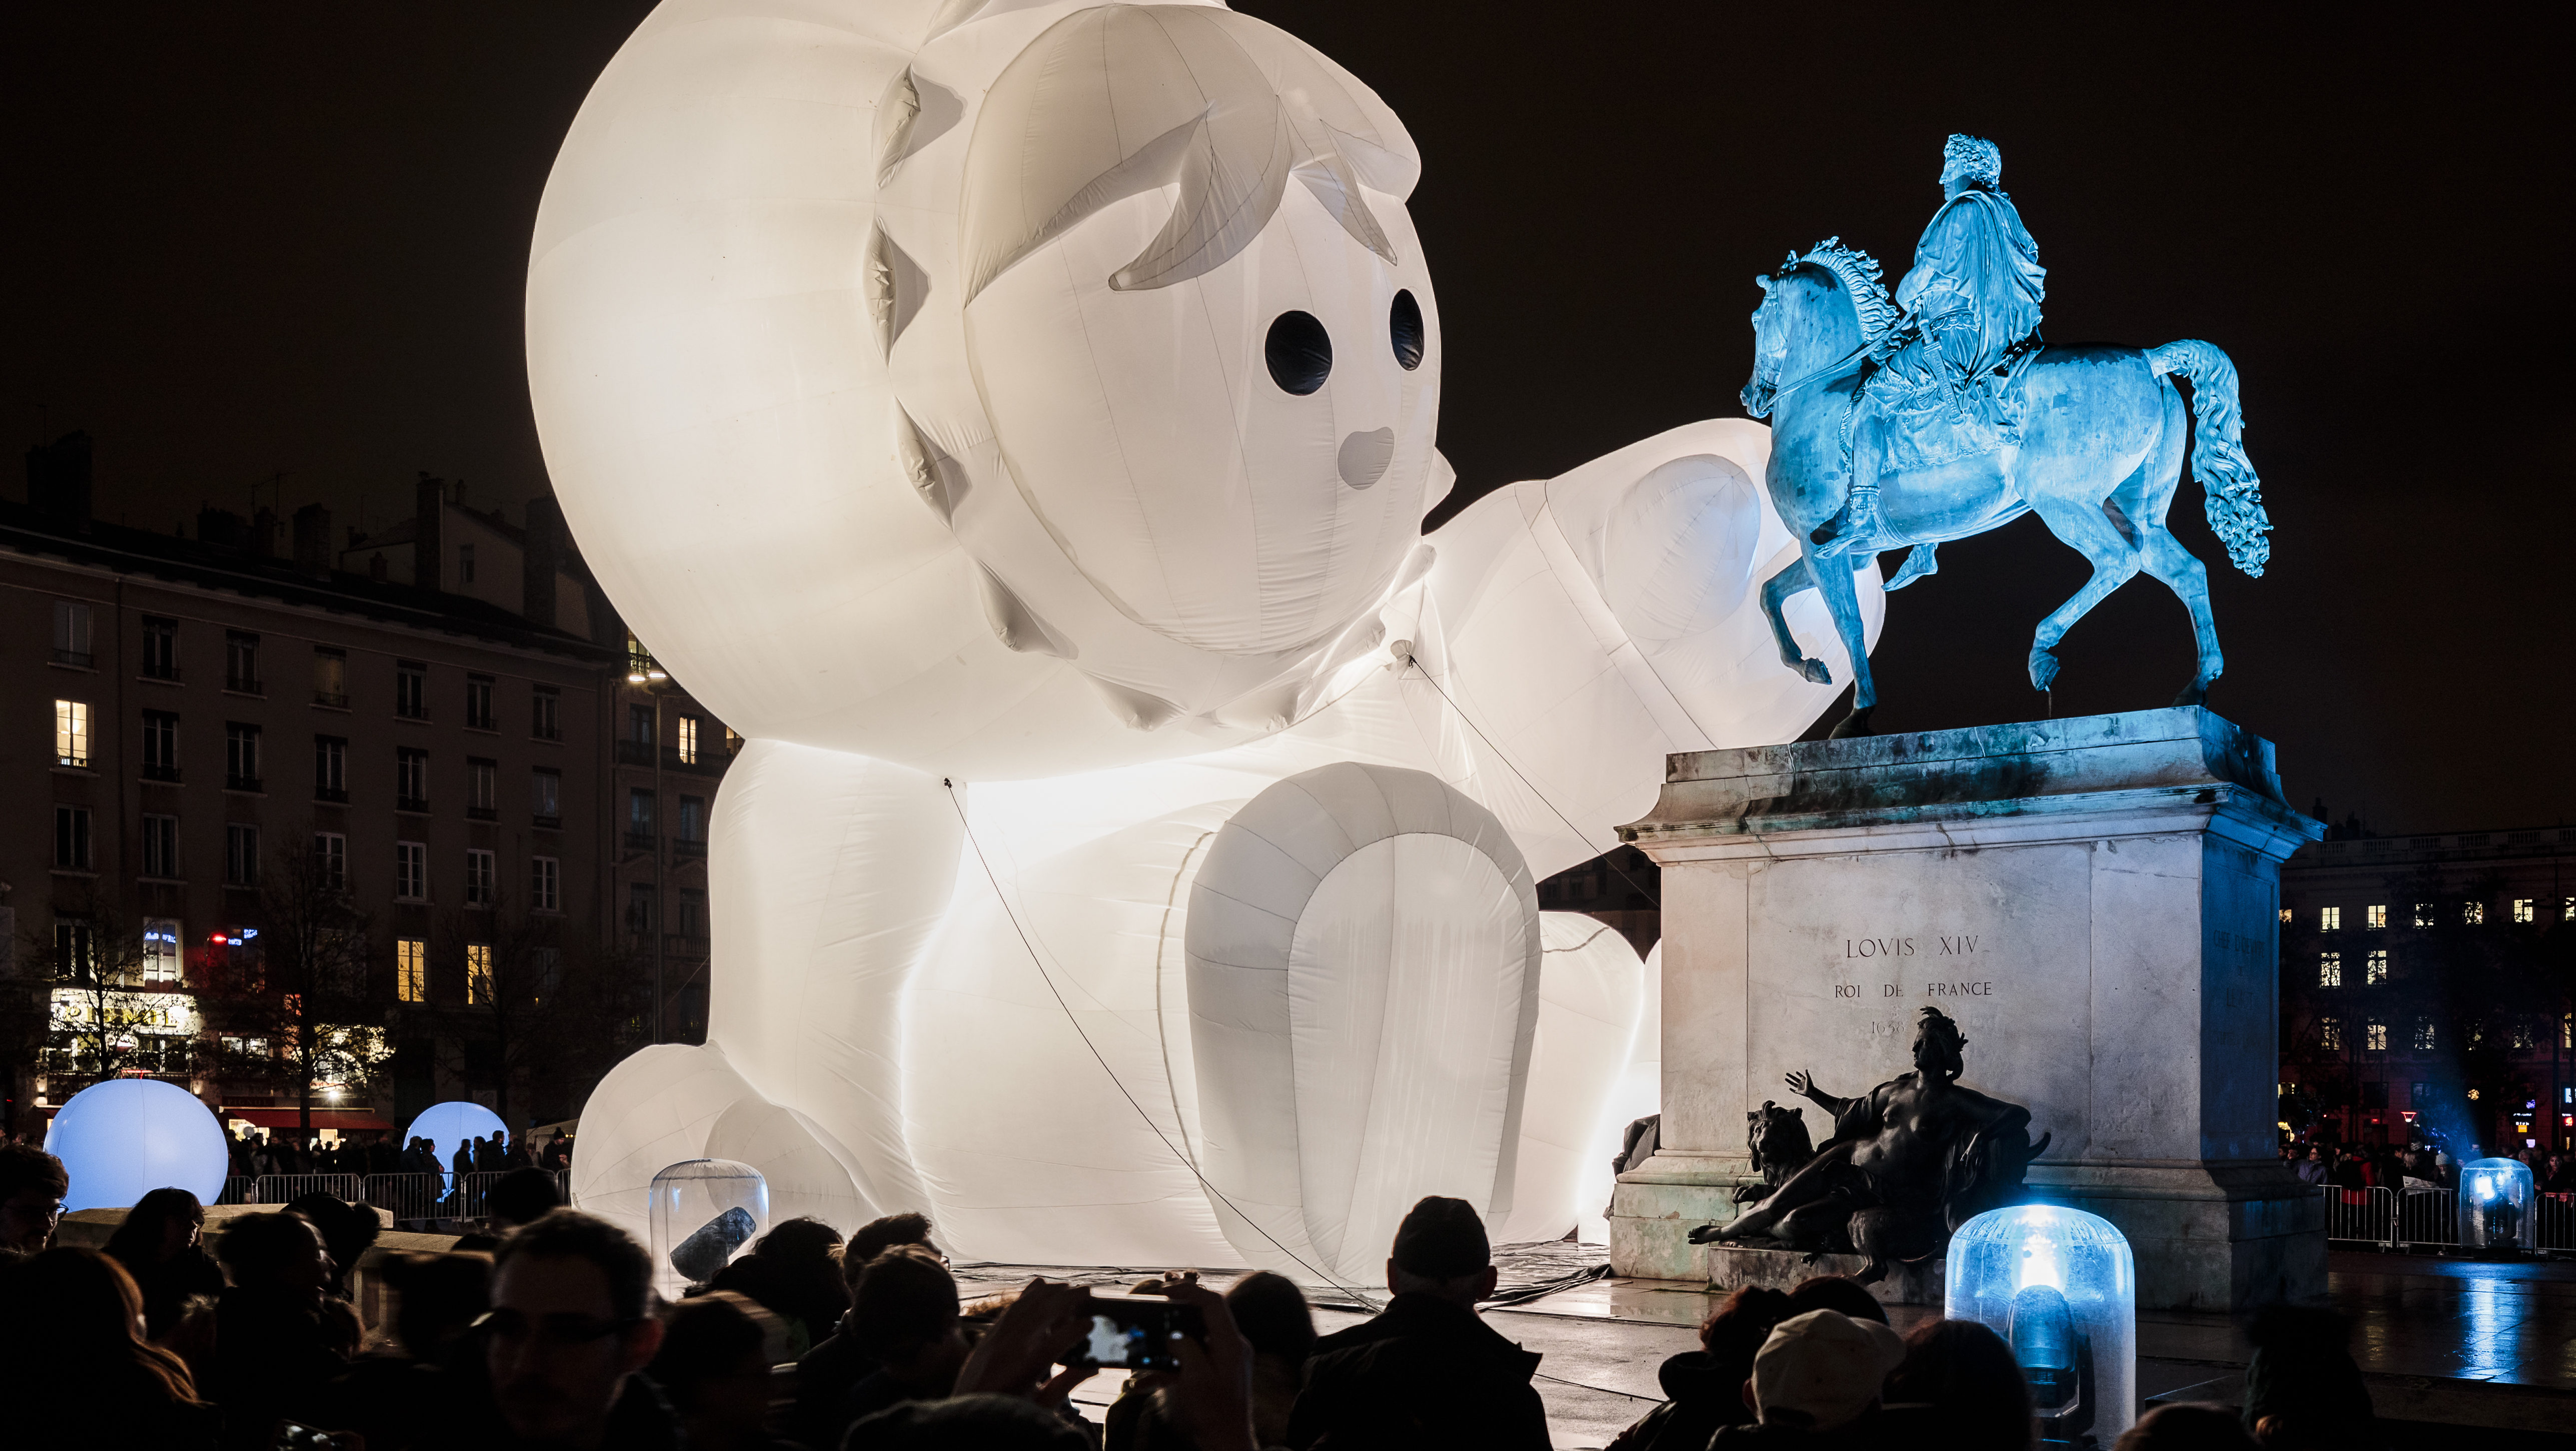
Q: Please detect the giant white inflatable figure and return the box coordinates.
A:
[530,0,1881,1284]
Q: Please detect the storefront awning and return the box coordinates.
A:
[221,1108,393,1131]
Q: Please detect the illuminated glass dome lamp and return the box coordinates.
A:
[647,1158,769,1301]
[2458,1157,2536,1253]
[44,1078,230,1212]
[1947,1204,2137,1445]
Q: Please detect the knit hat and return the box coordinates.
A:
[1750,1308,1908,1431]
[1389,1195,1490,1279]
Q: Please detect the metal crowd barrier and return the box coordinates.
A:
[206,1170,570,1225]
[2318,1184,2576,1255]
[2394,1188,2457,1250]
[2317,1184,2396,1248]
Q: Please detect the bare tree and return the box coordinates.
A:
[16,890,174,1090]
[196,832,392,1143]
[430,896,644,1129]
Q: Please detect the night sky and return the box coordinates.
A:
[5,5,2564,832]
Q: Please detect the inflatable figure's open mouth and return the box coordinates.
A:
[1338,427,1395,489]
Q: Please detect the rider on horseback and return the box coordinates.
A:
[1817,134,2048,555]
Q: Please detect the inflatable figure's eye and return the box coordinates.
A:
[1265,311,1333,395]
[1390,290,1425,371]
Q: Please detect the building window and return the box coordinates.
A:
[532,686,560,742]
[396,748,429,812]
[628,789,656,846]
[225,823,260,886]
[53,599,94,667]
[466,849,496,906]
[2365,1022,2387,1052]
[467,944,493,1005]
[54,921,96,980]
[2413,903,2434,928]
[395,661,428,719]
[54,806,93,870]
[143,918,183,983]
[531,856,560,912]
[313,832,347,889]
[315,736,348,801]
[629,703,655,747]
[532,768,561,825]
[458,542,477,585]
[2462,901,2484,926]
[313,648,347,708]
[2512,1019,2536,1050]
[2318,1017,2342,1051]
[55,698,91,768]
[398,938,427,1002]
[141,616,179,679]
[466,674,495,731]
[627,884,655,935]
[625,633,665,683]
[143,814,180,879]
[225,722,262,791]
[395,841,427,901]
[2365,950,2389,986]
[678,795,706,844]
[141,710,180,780]
[533,947,562,1000]
[2276,908,2290,924]
[2411,1018,2436,1052]
[677,888,706,937]
[2512,898,2534,924]
[225,631,261,694]
[2365,904,2385,929]
[676,715,699,765]
[468,759,497,818]
[2319,906,2341,932]
[2316,953,2341,989]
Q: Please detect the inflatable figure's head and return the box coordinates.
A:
[529,2,1438,778]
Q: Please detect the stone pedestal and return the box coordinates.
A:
[1704,1245,1944,1305]
[1607,708,2326,1311]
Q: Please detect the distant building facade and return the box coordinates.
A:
[2277,824,2574,1155]
[2,433,730,1142]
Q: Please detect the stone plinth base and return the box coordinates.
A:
[1704,1245,1944,1305]
[1609,709,2327,1312]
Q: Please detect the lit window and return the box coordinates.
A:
[2316,953,2341,989]
[2462,901,2484,926]
[2277,908,2291,924]
[466,849,495,907]
[2512,899,2534,924]
[2413,903,2434,928]
[2365,950,2389,986]
[54,806,93,870]
[676,715,699,765]
[313,649,347,707]
[313,832,347,889]
[53,599,94,666]
[55,699,91,767]
[2365,1022,2387,1052]
[143,919,183,984]
[626,633,666,683]
[2318,1017,2341,1051]
[532,856,560,912]
[142,814,180,879]
[225,823,260,886]
[397,939,427,1002]
[2319,906,2341,932]
[467,944,493,1005]
[396,841,427,901]
[2411,1018,2436,1052]
[2365,904,2385,929]
[2512,1020,2535,1050]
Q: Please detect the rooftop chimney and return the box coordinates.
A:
[414,473,445,593]
[25,432,94,533]
[293,504,332,579]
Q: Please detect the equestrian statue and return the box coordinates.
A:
[1747,134,2272,737]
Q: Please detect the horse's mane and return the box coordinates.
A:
[1782,237,1901,351]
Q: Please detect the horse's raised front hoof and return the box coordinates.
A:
[1827,706,1876,740]
[2028,648,2060,692]
[1800,657,1834,685]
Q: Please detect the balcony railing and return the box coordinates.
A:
[624,831,658,854]
[143,762,182,783]
[531,814,561,831]
[672,837,707,859]
[467,806,497,822]
[142,663,181,682]
[396,796,430,815]
[54,647,94,668]
[664,747,734,777]
[616,739,656,767]
[665,932,711,959]
[225,676,264,695]
[226,774,264,793]
[315,786,348,804]
[314,690,349,708]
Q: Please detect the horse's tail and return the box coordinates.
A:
[2148,340,2271,576]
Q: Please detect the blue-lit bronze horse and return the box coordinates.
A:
[1744,241,2271,736]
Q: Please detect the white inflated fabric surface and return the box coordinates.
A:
[540,0,1877,1273]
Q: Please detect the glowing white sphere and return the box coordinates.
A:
[405,1101,509,1187]
[44,1078,229,1211]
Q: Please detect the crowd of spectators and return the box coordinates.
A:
[221,1128,574,1182]
[0,1136,2383,1450]
[2286,1138,2576,1195]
